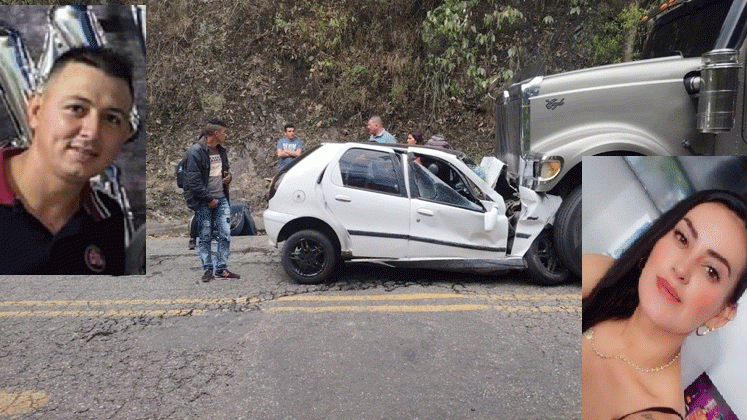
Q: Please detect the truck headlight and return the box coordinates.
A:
[539,159,562,181]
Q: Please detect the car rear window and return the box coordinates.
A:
[338,148,402,195]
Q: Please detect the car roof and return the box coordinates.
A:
[336,141,463,157]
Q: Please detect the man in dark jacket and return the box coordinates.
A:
[183,118,240,282]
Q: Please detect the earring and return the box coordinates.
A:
[638,256,647,270]
[696,325,713,336]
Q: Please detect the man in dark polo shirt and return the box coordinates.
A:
[0,47,135,275]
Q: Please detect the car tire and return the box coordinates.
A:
[524,226,570,285]
[230,203,246,236]
[553,185,581,278]
[281,229,339,284]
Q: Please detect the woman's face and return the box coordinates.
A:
[638,202,746,335]
[407,134,416,145]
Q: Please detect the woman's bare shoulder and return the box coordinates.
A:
[582,253,615,299]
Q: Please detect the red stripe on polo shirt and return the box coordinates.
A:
[0,148,26,206]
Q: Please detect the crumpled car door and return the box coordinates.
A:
[407,158,508,259]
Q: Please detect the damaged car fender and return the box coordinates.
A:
[510,186,562,257]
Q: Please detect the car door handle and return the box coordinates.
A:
[417,208,434,216]
[335,195,351,202]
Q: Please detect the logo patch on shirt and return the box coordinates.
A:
[84,245,106,273]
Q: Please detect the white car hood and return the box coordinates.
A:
[479,156,504,190]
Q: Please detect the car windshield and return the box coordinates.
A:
[457,153,488,182]
[641,0,732,59]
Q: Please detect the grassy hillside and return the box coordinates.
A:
[147,0,650,224]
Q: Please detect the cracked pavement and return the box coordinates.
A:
[0,235,581,419]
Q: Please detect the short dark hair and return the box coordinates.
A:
[202,117,227,137]
[207,117,227,128]
[583,189,747,332]
[284,124,295,132]
[46,47,134,100]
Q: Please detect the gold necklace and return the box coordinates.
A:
[584,328,680,373]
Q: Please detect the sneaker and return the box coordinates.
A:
[201,270,214,283]
[188,238,196,250]
[216,269,240,279]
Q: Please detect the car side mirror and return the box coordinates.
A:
[484,205,499,231]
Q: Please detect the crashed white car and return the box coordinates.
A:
[263,142,570,285]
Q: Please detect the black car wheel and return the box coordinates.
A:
[281,229,339,284]
[525,226,570,285]
[553,185,582,278]
[229,204,246,236]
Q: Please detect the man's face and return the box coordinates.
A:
[27,61,133,184]
[284,127,295,139]
[366,119,379,135]
[216,127,228,143]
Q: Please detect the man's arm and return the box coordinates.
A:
[292,140,304,157]
[183,149,211,205]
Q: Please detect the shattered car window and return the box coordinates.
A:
[458,154,487,182]
[339,148,401,195]
[410,161,483,212]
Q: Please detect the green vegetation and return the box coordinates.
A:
[422,0,523,109]
[586,3,646,64]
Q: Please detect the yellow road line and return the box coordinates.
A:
[0,309,205,318]
[276,293,578,302]
[0,297,259,307]
[276,293,468,302]
[0,293,579,318]
[484,293,579,301]
[0,293,577,308]
[268,304,580,313]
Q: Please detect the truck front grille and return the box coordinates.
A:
[495,84,523,181]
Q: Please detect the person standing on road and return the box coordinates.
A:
[367,116,396,143]
[0,47,136,275]
[183,118,240,282]
[276,124,303,172]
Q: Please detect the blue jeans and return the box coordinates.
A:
[195,197,231,272]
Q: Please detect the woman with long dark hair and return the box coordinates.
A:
[582,190,747,420]
[406,130,423,145]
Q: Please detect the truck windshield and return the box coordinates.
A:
[641,0,732,59]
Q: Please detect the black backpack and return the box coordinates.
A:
[175,152,188,189]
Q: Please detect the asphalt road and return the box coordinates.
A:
[0,233,581,419]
